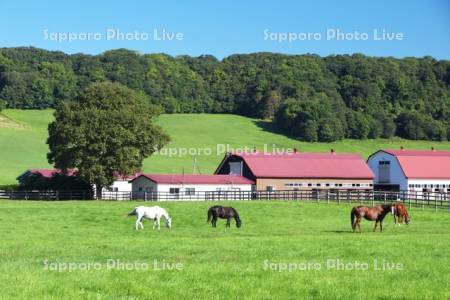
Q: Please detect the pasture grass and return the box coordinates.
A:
[2,109,450,185]
[0,200,449,299]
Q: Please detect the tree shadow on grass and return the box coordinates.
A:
[252,120,298,140]
[322,230,354,234]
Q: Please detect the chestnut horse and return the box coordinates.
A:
[207,206,241,228]
[392,202,410,225]
[351,204,393,232]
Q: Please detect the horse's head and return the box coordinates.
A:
[165,217,172,228]
[236,219,242,228]
[405,214,411,225]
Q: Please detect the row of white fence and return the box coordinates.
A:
[1,189,449,211]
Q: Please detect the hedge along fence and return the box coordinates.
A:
[1,189,449,211]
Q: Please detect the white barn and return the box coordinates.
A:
[99,173,141,199]
[130,174,254,201]
[367,149,450,196]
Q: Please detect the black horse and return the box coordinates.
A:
[207,206,241,228]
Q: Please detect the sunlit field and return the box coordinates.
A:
[0,200,449,299]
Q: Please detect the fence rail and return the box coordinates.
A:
[1,189,449,211]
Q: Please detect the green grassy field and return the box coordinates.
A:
[0,200,449,299]
[2,109,450,185]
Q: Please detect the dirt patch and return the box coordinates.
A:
[0,113,25,129]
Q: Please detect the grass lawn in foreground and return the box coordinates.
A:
[0,200,449,299]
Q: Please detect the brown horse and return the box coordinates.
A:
[392,202,410,225]
[351,204,393,232]
[207,206,241,228]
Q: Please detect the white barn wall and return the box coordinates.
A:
[367,151,408,190]
[407,179,450,192]
[156,183,252,193]
[131,176,253,201]
[131,176,158,192]
[105,179,132,192]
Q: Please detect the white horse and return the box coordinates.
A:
[127,206,172,230]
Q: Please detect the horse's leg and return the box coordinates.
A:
[226,218,231,228]
[140,216,145,230]
[136,213,143,230]
[357,219,362,232]
[380,220,383,232]
[157,216,161,230]
[212,216,217,227]
[373,221,378,232]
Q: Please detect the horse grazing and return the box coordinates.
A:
[392,202,410,225]
[351,204,393,232]
[128,206,172,230]
[207,206,241,228]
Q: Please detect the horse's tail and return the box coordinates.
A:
[128,207,137,216]
[207,207,213,222]
[350,208,356,230]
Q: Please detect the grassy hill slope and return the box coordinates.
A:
[1,109,450,185]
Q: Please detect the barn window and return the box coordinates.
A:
[185,188,195,195]
[378,160,391,183]
[169,188,180,194]
[266,186,275,192]
[229,162,243,176]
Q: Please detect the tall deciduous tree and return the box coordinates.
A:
[47,82,169,198]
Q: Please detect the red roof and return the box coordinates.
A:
[132,174,255,185]
[378,149,450,179]
[113,172,142,180]
[25,169,140,180]
[228,152,374,179]
[29,169,77,178]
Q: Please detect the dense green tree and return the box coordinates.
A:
[346,111,370,139]
[47,82,169,198]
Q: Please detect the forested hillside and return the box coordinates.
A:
[1,47,449,141]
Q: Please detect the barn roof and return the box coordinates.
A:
[27,169,78,178]
[18,169,140,180]
[218,152,374,179]
[372,149,450,179]
[131,174,255,185]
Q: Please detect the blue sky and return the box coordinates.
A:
[0,0,449,59]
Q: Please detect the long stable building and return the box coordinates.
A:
[215,151,374,192]
[367,149,450,195]
[130,173,254,200]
